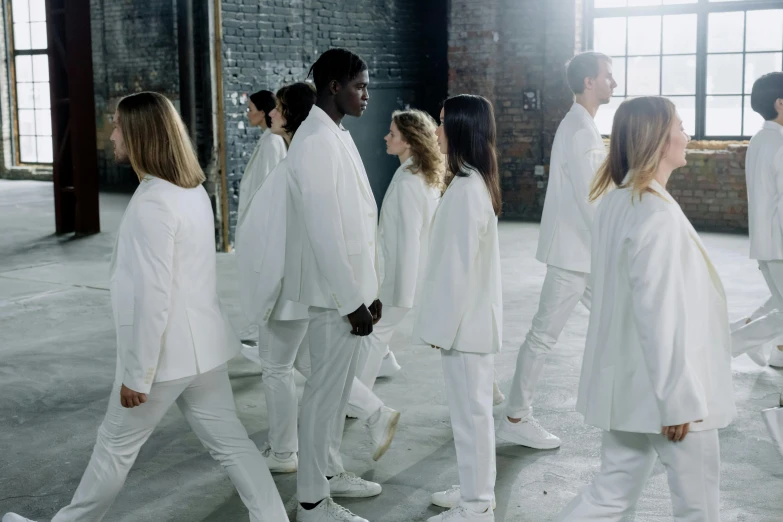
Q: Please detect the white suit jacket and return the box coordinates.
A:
[413,168,502,354]
[746,120,783,261]
[576,180,736,434]
[377,157,441,309]
[281,105,379,316]
[110,175,241,394]
[237,129,287,223]
[536,103,606,273]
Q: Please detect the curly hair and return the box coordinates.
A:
[275,82,317,136]
[391,109,445,190]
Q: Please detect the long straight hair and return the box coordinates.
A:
[117,91,205,188]
[589,96,677,202]
[443,94,502,215]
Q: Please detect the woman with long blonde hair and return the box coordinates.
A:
[556,96,735,521]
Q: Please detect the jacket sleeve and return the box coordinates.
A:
[414,183,484,350]
[123,196,176,394]
[390,177,425,308]
[774,145,783,239]
[567,128,606,230]
[295,135,365,316]
[627,209,708,427]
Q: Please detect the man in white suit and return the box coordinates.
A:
[2,92,287,522]
[731,72,783,368]
[282,49,382,522]
[498,52,616,449]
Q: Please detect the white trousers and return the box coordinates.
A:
[441,349,496,513]
[732,261,783,356]
[506,265,591,419]
[347,306,409,419]
[554,429,721,522]
[52,365,287,522]
[297,307,361,503]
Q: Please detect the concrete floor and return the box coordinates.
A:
[0,178,781,522]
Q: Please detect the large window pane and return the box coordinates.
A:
[745,52,783,92]
[628,0,661,5]
[708,11,744,53]
[12,0,30,23]
[36,137,52,163]
[596,97,624,135]
[19,136,36,163]
[30,22,47,49]
[627,56,660,95]
[746,10,783,53]
[628,16,661,55]
[33,82,49,108]
[29,0,45,22]
[668,96,696,136]
[35,109,51,136]
[595,0,626,6]
[662,14,697,55]
[594,17,627,56]
[662,55,696,95]
[14,23,31,50]
[32,54,48,82]
[18,109,36,135]
[17,84,34,109]
[611,57,626,96]
[707,54,743,94]
[743,95,765,136]
[15,55,33,82]
[706,96,742,135]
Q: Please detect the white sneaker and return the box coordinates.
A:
[241,343,263,366]
[261,444,297,473]
[377,351,401,378]
[492,381,505,406]
[427,506,494,522]
[329,472,382,498]
[496,415,561,449]
[769,346,783,368]
[431,486,496,510]
[3,514,37,522]
[296,498,368,522]
[366,406,400,461]
[747,344,769,366]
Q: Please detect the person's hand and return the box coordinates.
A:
[369,299,383,324]
[661,420,701,442]
[347,304,374,336]
[120,384,147,408]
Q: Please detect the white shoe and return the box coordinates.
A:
[296,498,368,522]
[747,345,769,366]
[492,381,505,406]
[241,343,263,366]
[261,444,297,473]
[427,506,494,522]
[329,472,382,498]
[431,486,496,510]
[497,415,561,449]
[3,514,37,522]
[377,351,401,378]
[769,346,783,368]
[366,406,400,461]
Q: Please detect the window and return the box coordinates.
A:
[9,0,52,164]
[589,0,783,138]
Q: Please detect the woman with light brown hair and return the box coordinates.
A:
[2,91,288,522]
[555,96,735,522]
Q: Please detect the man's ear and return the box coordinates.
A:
[329,79,341,96]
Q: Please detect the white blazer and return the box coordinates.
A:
[536,103,606,273]
[413,168,502,354]
[237,128,287,223]
[109,175,240,394]
[746,120,783,261]
[235,158,309,325]
[576,180,735,434]
[281,105,379,316]
[377,157,441,309]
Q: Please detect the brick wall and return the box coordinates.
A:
[219,0,448,247]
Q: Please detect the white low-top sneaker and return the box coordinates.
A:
[366,406,400,461]
[431,486,496,510]
[329,472,382,498]
[377,351,401,378]
[492,381,505,406]
[769,346,783,368]
[496,415,561,449]
[3,514,37,522]
[261,444,297,473]
[296,498,368,522]
[427,506,494,522]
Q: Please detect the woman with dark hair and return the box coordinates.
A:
[237,89,287,223]
[413,94,502,522]
[235,82,316,475]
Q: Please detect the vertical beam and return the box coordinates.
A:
[212,0,229,252]
[45,0,100,235]
[177,0,197,142]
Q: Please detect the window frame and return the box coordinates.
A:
[6,0,52,166]
[586,0,783,140]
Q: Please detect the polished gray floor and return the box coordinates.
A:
[0,179,781,522]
